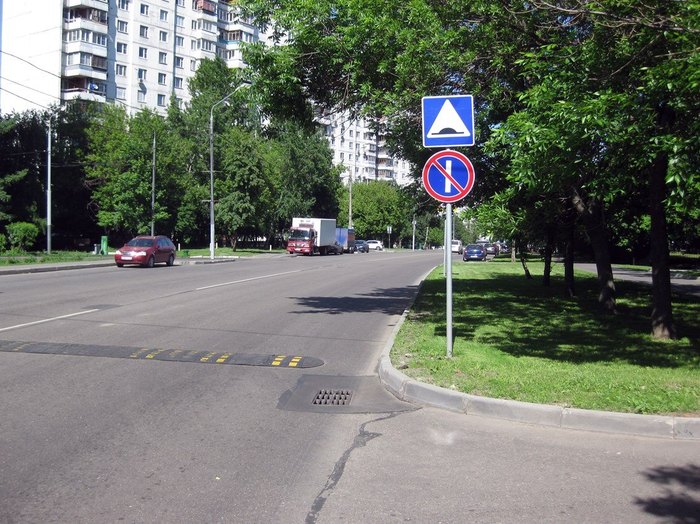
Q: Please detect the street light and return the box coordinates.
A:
[209,82,250,260]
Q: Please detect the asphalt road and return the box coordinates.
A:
[1,251,698,523]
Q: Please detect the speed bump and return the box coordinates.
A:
[0,339,323,368]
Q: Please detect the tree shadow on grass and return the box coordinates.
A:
[634,464,700,523]
[417,272,700,368]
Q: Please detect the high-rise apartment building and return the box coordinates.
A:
[319,112,413,186]
[0,0,413,184]
[0,0,263,114]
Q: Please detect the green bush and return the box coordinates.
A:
[6,222,39,252]
[0,233,6,253]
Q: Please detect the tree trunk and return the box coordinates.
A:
[571,189,616,312]
[542,225,555,287]
[564,218,576,298]
[517,238,532,279]
[649,150,677,339]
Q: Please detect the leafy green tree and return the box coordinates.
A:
[6,222,39,251]
[217,126,268,249]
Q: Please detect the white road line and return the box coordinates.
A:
[0,309,101,333]
[195,270,303,291]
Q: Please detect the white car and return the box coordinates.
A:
[365,240,384,251]
[451,240,463,254]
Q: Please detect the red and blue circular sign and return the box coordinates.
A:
[422,150,476,203]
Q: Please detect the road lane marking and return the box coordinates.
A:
[195,270,302,291]
[0,309,100,333]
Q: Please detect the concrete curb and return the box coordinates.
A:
[378,310,700,440]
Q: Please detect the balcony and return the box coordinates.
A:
[62,78,106,103]
[64,0,108,10]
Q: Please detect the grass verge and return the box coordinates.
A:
[391,258,699,415]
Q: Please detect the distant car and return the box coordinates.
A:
[115,235,176,268]
[365,240,384,251]
[451,240,463,254]
[484,243,499,255]
[355,240,369,253]
[463,243,487,261]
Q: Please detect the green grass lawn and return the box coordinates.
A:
[391,259,700,415]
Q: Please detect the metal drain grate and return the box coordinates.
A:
[312,389,353,406]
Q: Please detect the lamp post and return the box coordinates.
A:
[209,82,250,260]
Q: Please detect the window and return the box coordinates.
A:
[175,15,184,27]
[117,20,128,33]
[118,0,129,10]
[158,52,167,65]
[92,32,107,46]
[140,4,149,16]
[139,25,149,38]
[190,59,196,71]
[174,77,183,89]
[201,39,215,52]
[176,0,184,6]
[157,94,166,106]
[137,68,147,80]
[137,91,146,103]
[117,42,127,54]
[159,30,168,42]
[116,86,126,100]
[158,72,166,85]
[175,36,184,47]
[160,10,168,21]
[175,56,183,68]
[139,47,148,59]
[116,64,127,76]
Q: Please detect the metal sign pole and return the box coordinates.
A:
[446,203,453,358]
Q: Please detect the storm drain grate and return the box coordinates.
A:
[312,389,353,406]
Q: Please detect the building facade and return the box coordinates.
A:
[0,0,412,184]
[319,112,413,186]
[0,0,262,114]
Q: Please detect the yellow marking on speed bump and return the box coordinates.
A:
[216,354,231,363]
[272,355,285,366]
[130,348,151,359]
[145,349,167,359]
[289,357,302,368]
[200,352,217,363]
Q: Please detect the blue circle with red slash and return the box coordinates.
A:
[422,150,476,203]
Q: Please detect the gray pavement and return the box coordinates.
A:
[2,257,698,440]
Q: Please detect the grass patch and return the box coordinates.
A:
[392,260,699,415]
[0,251,111,265]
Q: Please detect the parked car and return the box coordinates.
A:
[463,243,487,261]
[451,240,463,254]
[115,235,176,268]
[365,240,384,251]
[355,240,369,253]
[484,243,499,255]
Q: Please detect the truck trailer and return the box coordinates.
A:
[287,218,341,256]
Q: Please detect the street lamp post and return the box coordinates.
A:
[209,82,250,260]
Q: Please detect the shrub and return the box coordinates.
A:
[6,222,39,252]
[0,233,6,253]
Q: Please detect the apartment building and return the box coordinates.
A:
[0,0,412,183]
[319,112,413,186]
[0,0,263,114]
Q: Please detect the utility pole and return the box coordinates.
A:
[151,131,156,236]
[46,121,52,254]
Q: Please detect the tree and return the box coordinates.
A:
[241,0,699,339]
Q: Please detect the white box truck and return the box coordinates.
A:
[287,218,340,255]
